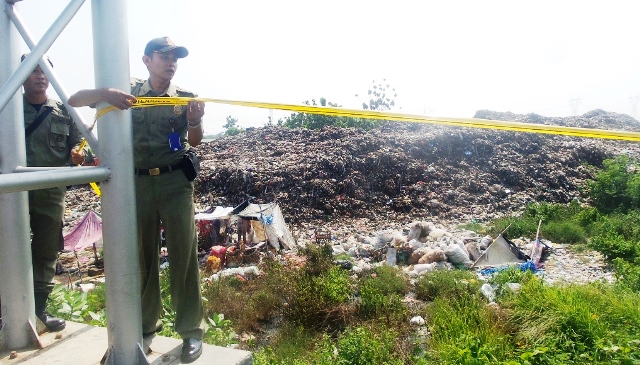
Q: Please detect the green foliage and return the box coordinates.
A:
[522,200,583,222]
[49,285,89,322]
[415,270,481,302]
[299,243,335,276]
[505,280,640,363]
[543,221,587,244]
[280,98,383,130]
[357,266,408,321]
[587,155,640,213]
[252,325,325,365]
[589,234,639,261]
[202,312,238,347]
[487,267,538,300]
[327,326,403,365]
[285,265,353,328]
[575,207,602,233]
[423,292,513,363]
[254,326,404,365]
[489,216,538,239]
[280,81,398,130]
[202,259,285,335]
[359,80,397,111]
[490,201,588,244]
[487,267,537,287]
[613,257,640,292]
[362,265,409,296]
[48,285,107,326]
[584,210,640,262]
[223,115,244,136]
[457,222,488,234]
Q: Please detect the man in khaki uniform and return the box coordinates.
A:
[69,37,205,363]
[22,55,85,332]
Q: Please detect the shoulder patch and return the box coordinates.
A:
[130,77,145,95]
[131,77,145,86]
[175,85,196,97]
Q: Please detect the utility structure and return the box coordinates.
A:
[569,96,582,116]
[0,0,145,363]
[629,95,639,120]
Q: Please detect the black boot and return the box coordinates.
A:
[34,292,65,332]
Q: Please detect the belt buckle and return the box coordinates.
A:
[149,168,160,176]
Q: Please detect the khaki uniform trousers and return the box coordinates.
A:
[29,187,65,294]
[136,169,203,340]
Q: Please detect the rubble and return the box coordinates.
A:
[62,109,639,284]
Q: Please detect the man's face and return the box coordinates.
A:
[144,51,179,82]
[23,65,49,94]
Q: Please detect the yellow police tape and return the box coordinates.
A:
[77,139,102,197]
[94,97,640,142]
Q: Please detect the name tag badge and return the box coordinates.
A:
[168,132,183,152]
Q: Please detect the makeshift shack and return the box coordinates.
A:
[472,234,529,268]
[62,210,103,276]
[63,210,103,255]
[194,206,234,251]
[235,202,295,250]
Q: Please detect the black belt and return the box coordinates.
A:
[135,163,183,176]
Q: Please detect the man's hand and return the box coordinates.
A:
[68,88,136,109]
[186,100,205,124]
[103,88,137,110]
[70,147,86,165]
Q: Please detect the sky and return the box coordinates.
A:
[10,0,640,135]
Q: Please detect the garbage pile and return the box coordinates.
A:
[61,109,637,283]
[194,109,640,225]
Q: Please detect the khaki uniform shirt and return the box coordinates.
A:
[130,78,196,169]
[24,96,82,167]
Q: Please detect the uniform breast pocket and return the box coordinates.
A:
[48,121,70,149]
[131,108,145,124]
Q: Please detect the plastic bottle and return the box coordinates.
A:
[386,246,397,266]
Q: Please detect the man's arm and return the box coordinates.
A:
[186,101,205,146]
[68,88,136,110]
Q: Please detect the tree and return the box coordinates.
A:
[223,115,244,136]
[280,98,350,129]
[279,80,399,130]
[357,79,397,111]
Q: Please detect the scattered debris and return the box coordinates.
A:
[61,110,637,284]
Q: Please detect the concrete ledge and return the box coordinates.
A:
[0,321,253,364]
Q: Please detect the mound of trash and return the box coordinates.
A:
[62,109,636,284]
[193,110,640,225]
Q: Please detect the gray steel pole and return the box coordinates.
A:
[0,0,38,350]
[5,2,101,155]
[0,167,111,194]
[0,0,85,115]
[90,0,146,364]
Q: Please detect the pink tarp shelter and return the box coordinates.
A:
[63,210,103,252]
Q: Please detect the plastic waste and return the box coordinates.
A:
[480,283,496,303]
[386,246,397,266]
[410,316,425,326]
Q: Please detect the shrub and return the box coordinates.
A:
[457,222,487,234]
[423,294,514,363]
[523,201,582,222]
[612,258,640,292]
[587,156,640,214]
[415,270,480,302]
[284,265,354,330]
[319,326,404,365]
[505,280,640,363]
[487,266,537,287]
[543,221,587,244]
[489,216,539,239]
[589,234,639,261]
